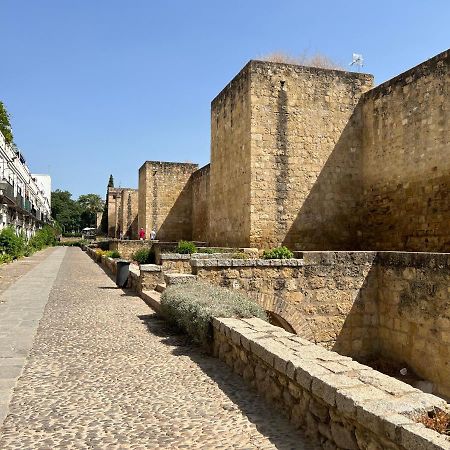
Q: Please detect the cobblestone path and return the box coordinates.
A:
[0,248,318,449]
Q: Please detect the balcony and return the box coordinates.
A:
[0,179,16,205]
[24,198,31,212]
[16,193,24,209]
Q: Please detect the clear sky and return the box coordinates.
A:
[1,0,449,199]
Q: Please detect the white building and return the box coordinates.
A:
[0,130,52,238]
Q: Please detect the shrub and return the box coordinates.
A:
[262,246,293,259]
[0,227,25,259]
[29,225,58,251]
[24,244,35,257]
[231,252,250,259]
[105,250,121,258]
[175,240,197,254]
[132,248,155,264]
[161,281,267,346]
[199,248,215,254]
[0,253,13,264]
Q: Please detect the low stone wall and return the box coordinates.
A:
[160,254,192,274]
[192,251,450,399]
[376,252,450,399]
[109,239,154,260]
[192,252,378,356]
[139,264,163,291]
[214,317,450,450]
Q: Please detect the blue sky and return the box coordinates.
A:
[1,0,449,199]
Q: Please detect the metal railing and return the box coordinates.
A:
[0,179,16,204]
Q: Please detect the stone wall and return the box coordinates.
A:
[214,317,449,450]
[191,164,210,242]
[248,61,373,249]
[109,240,152,260]
[192,251,450,398]
[118,189,139,239]
[160,254,192,274]
[138,161,198,241]
[376,252,450,398]
[209,66,252,247]
[360,50,449,252]
[192,252,378,357]
[107,187,123,238]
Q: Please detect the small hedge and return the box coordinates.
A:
[105,250,121,258]
[262,246,293,259]
[132,247,155,264]
[160,281,267,346]
[175,240,197,254]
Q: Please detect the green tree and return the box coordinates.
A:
[108,174,114,188]
[78,194,104,228]
[51,190,81,232]
[0,101,14,145]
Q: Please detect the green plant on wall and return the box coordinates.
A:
[175,241,197,254]
[0,101,13,145]
[262,246,293,259]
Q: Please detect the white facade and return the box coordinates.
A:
[0,130,52,238]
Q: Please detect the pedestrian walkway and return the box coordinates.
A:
[0,247,318,449]
[0,247,66,423]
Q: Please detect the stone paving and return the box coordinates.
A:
[0,247,319,449]
[0,247,65,424]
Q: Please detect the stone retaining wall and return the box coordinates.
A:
[109,240,153,260]
[139,264,163,291]
[192,251,450,399]
[192,252,378,357]
[213,317,450,450]
[376,252,450,399]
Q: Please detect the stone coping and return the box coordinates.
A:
[191,258,304,268]
[213,317,450,450]
[140,264,162,272]
[160,253,191,260]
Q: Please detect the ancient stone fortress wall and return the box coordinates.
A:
[209,65,252,247]
[192,251,450,399]
[206,49,448,250]
[118,188,138,239]
[107,187,123,237]
[138,161,198,241]
[360,49,449,252]
[213,317,450,450]
[248,61,373,249]
[191,163,210,242]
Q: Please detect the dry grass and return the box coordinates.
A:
[259,51,344,70]
[417,409,450,435]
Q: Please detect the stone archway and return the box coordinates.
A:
[253,292,315,341]
[266,311,296,333]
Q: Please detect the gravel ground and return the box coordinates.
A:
[0,247,318,449]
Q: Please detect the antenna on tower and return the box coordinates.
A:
[349,53,364,72]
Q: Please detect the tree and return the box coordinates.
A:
[78,194,104,229]
[0,101,14,145]
[108,174,114,188]
[51,190,81,232]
